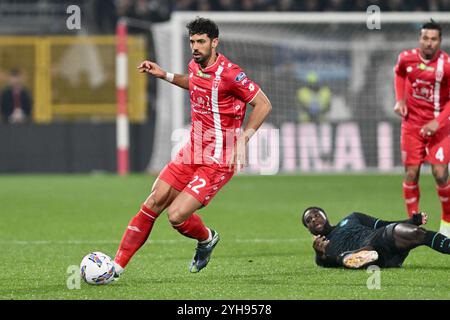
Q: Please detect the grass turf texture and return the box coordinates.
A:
[0,174,449,299]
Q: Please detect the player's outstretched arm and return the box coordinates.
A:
[137,60,189,90]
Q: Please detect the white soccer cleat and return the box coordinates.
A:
[439,220,450,238]
[342,250,379,269]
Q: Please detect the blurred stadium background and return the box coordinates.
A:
[1,0,450,300]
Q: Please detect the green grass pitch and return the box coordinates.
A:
[0,174,449,300]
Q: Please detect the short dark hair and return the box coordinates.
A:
[422,19,442,38]
[186,17,219,39]
[301,206,327,227]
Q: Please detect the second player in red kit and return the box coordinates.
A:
[394,19,450,236]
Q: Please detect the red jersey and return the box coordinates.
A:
[183,53,260,168]
[394,48,450,127]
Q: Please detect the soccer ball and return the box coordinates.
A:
[80,252,115,285]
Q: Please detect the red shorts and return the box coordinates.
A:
[401,123,450,165]
[159,160,234,206]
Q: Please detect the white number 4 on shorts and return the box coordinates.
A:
[435,147,444,162]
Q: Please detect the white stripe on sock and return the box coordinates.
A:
[199,228,212,244]
[140,209,156,220]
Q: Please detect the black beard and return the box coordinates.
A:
[194,56,205,63]
[195,54,209,65]
[422,48,437,60]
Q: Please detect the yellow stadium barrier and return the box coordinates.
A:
[0,35,147,123]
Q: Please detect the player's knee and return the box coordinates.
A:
[167,205,186,225]
[404,168,420,183]
[144,190,169,213]
[431,167,448,185]
[412,227,427,242]
[394,225,425,249]
[395,224,426,242]
[405,227,427,246]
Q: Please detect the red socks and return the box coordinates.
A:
[437,182,450,223]
[114,206,211,269]
[403,181,420,217]
[114,205,158,268]
[402,180,450,222]
[172,213,209,242]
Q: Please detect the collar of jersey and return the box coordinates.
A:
[417,48,442,64]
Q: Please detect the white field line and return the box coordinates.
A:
[0,238,311,245]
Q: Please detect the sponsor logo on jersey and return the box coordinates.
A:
[194,85,207,93]
[191,90,211,114]
[235,72,246,82]
[197,70,211,78]
[339,219,349,227]
[417,63,435,72]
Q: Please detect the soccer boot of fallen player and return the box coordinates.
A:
[338,247,379,269]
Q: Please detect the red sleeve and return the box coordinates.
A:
[188,60,194,76]
[394,52,407,101]
[395,73,406,102]
[227,66,260,103]
[394,52,407,77]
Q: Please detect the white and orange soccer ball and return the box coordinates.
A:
[80,252,115,285]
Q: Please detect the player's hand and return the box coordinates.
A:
[229,136,248,173]
[394,101,408,117]
[420,119,439,137]
[313,235,329,254]
[415,212,428,225]
[137,60,166,79]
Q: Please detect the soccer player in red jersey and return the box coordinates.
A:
[113,17,272,277]
[394,20,450,237]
